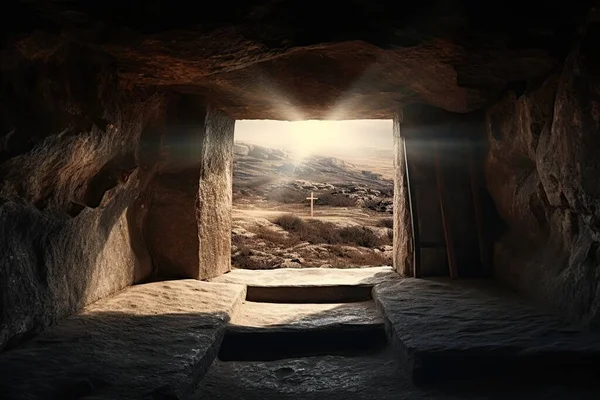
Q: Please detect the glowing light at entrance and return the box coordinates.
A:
[288,120,343,159]
[235,119,393,160]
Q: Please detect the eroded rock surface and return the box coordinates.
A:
[485,15,600,328]
[0,48,165,349]
[3,1,589,119]
[0,75,235,348]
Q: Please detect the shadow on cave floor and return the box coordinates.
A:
[0,311,228,399]
[197,346,600,400]
[197,300,600,400]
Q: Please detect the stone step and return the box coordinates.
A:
[0,280,246,400]
[219,301,387,360]
[210,266,400,303]
[374,278,600,385]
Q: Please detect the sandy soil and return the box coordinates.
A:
[232,142,394,270]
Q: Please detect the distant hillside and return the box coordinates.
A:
[233,141,392,189]
[233,141,394,213]
[231,142,395,270]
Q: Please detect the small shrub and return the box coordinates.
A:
[266,188,306,204]
[317,193,356,207]
[362,197,384,210]
[338,226,384,248]
[328,245,389,267]
[253,225,300,247]
[232,245,276,270]
[231,233,246,246]
[377,218,394,229]
[274,214,306,232]
[275,215,384,248]
[303,221,343,245]
[274,215,342,244]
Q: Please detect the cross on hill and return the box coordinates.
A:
[306,191,318,217]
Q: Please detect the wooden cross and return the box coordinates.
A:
[306,191,318,217]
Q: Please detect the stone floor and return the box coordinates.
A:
[196,348,599,400]
[374,279,600,385]
[2,269,600,399]
[199,270,600,399]
[0,280,246,400]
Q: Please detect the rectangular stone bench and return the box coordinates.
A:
[0,280,246,399]
[373,279,600,385]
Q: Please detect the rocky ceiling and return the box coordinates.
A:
[3,0,592,119]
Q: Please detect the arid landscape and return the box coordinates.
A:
[232,140,395,269]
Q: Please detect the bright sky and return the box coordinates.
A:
[235,119,393,158]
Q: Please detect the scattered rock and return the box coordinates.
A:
[234,144,250,156]
[366,199,393,213]
[232,227,256,239]
[362,170,382,180]
[278,260,303,269]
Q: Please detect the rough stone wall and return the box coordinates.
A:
[0,44,165,349]
[142,97,234,280]
[392,116,413,276]
[142,96,206,279]
[198,108,235,279]
[0,45,237,348]
[486,16,600,329]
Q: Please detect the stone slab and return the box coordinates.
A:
[211,267,400,303]
[373,279,600,384]
[230,301,383,330]
[211,266,398,287]
[0,280,246,400]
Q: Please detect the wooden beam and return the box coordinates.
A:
[434,141,458,279]
[403,137,421,278]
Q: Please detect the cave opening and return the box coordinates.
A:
[230,119,396,272]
